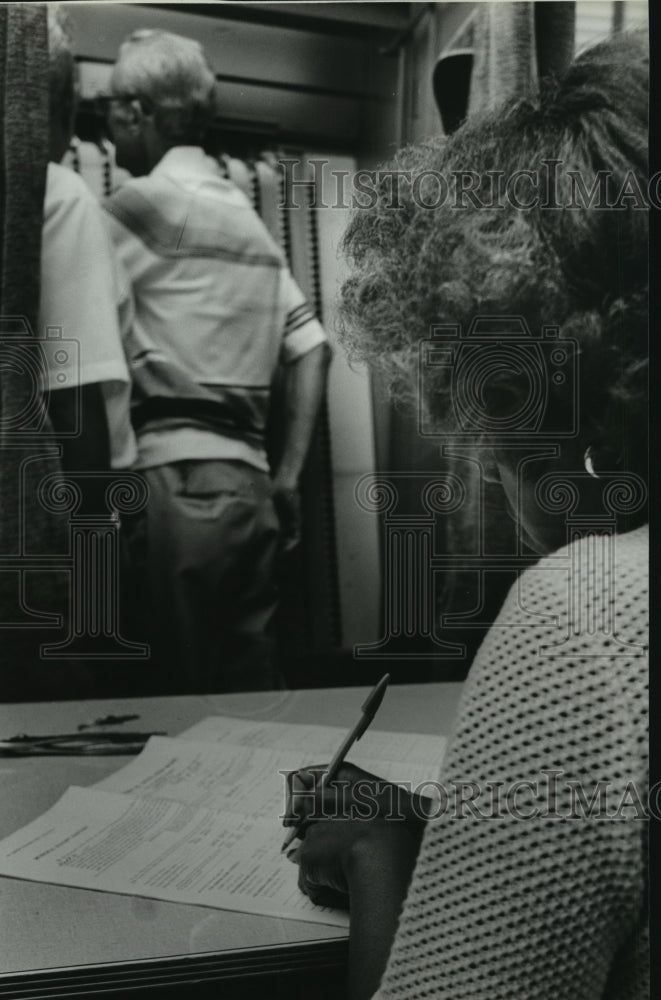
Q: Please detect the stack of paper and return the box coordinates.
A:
[0,716,445,927]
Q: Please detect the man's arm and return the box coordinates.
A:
[271,342,331,550]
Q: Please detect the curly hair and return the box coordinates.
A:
[338,32,648,477]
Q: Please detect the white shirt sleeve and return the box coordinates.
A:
[279,268,327,363]
[39,163,131,388]
[39,163,136,468]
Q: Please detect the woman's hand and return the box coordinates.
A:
[294,817,418,903]
[293,818,420,1000]
[283,762,432,837]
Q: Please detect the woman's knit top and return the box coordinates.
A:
[377,524,649,1000]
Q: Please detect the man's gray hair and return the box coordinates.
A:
[112,29,217,143]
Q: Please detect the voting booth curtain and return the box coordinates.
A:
[0,6,79,699]
[468,1,576,112]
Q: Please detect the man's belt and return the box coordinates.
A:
[132,396,265,448]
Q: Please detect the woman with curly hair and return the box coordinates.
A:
[284,31,648,1000]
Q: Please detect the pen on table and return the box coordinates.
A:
[77,714,141,731]
[0,732,166,756]
[281,673,391,853]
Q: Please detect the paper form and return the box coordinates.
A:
[0,720,446,924]
[178,716,447,769]
[95,737,300,817]
[95,737,443,820]
[0,785,349,926]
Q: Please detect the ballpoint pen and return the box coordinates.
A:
[281,673,391,853]
[0,732,166,756]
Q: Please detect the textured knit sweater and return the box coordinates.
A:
[376,524,649,1000]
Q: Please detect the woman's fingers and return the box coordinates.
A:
[283,763,396,827]
[298,858,348,907]
[284,764,351,825]
[283,766,327,826]
[296,820,356,900]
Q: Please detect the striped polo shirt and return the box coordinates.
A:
[104,146,327,471]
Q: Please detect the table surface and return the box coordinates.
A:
[0,682,463,983]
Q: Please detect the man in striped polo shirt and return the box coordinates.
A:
[104,29,329,692]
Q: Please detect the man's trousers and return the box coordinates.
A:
[124,459,281,693]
